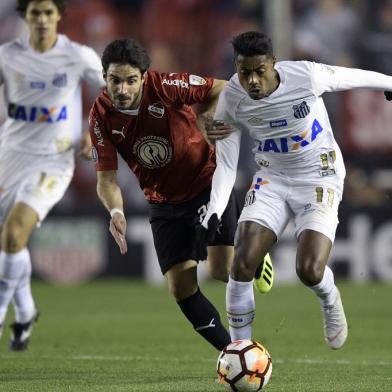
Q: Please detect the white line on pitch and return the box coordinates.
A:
[1,354,391,367]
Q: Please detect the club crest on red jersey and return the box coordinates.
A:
[132,136,172,169]
[148,102,165,118]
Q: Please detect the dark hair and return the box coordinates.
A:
[16,0,68,16]
[232,31,274,58]
[101,38,151,74]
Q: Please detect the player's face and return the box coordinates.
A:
[105,64,145,110]
[235,55,278,100]
[25,1,61,42]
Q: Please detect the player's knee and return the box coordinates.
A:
[296,258,324,286]
[206,259,229,283]
[168,280,198,301]
[231,254,255,281]
[1,221,28,253]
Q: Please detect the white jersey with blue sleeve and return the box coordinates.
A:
[0,34,105,155]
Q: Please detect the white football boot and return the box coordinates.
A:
[321,289,348,350]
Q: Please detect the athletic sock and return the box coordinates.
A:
[0,249,29,324]
[177,288,231,351]
[12,248,36,323]
[226,276,255,341]
[307,265,338,306]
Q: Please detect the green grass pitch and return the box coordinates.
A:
[0,280,391,391]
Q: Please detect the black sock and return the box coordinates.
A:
[177,288,231,351]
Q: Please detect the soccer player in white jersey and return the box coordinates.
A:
[0,0,104,351]
[199,31,392,350]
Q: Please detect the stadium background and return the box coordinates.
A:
[1,0,392,285]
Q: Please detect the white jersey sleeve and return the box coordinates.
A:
[309,62,392,96]
[79,45,105,87]
[203,87,242,226]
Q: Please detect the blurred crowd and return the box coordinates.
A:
[1,0,391,214]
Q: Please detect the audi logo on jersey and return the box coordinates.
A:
[132,136,172,169]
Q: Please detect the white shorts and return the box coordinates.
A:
[238,170,344,243]
[0,148,74,226]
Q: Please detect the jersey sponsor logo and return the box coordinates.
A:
[248,116,262,126]
[93,118,104,146]
[52,73,67,87]
[91,147,98,162]
[162,79,189,89]
[270,119,287,128]
[111,127,126,138]
[30,81,46,90]
[189,74,206,86]
[252,177,269,190]
[132,136,173,169]
[293,101,310,119]
[8,103,67,123]
[255,118,323,153]
[148,102,165,118]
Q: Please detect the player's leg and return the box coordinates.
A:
[165,260,231,350]
[292,176,347,349]
[206,189,274,291]
[296,230,347,349]
[149,196,231,351]
[0,203,38,347]
[1,153,73,350]
[204,189,237,283]
[205,245,233,282]
[227,222,276,341]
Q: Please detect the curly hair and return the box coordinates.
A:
[232,31,274,58]
[16,0,68,17]
[102,39,151,75]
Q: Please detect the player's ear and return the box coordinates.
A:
[102,70,107,80]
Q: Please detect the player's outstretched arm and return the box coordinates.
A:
[97,170,128,255]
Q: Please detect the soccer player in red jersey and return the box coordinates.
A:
[89,38,235,350]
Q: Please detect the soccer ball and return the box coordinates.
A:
[217,339,272,391]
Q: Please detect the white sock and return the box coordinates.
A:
[0,249,29,324]
[226,276,255,341]
[308,265,338,306]
[12,248,35,323]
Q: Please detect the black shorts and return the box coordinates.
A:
[148,187,239,275]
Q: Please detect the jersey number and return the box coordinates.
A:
[315,187,334,207]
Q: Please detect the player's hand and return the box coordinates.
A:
[206,120,232,144]
[196,114,232,144]
[194,213,220,261]
[109,212,128,255]
[384,91,392,101]
[79,131,93,160]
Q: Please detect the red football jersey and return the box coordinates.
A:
[89,71,217,203]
